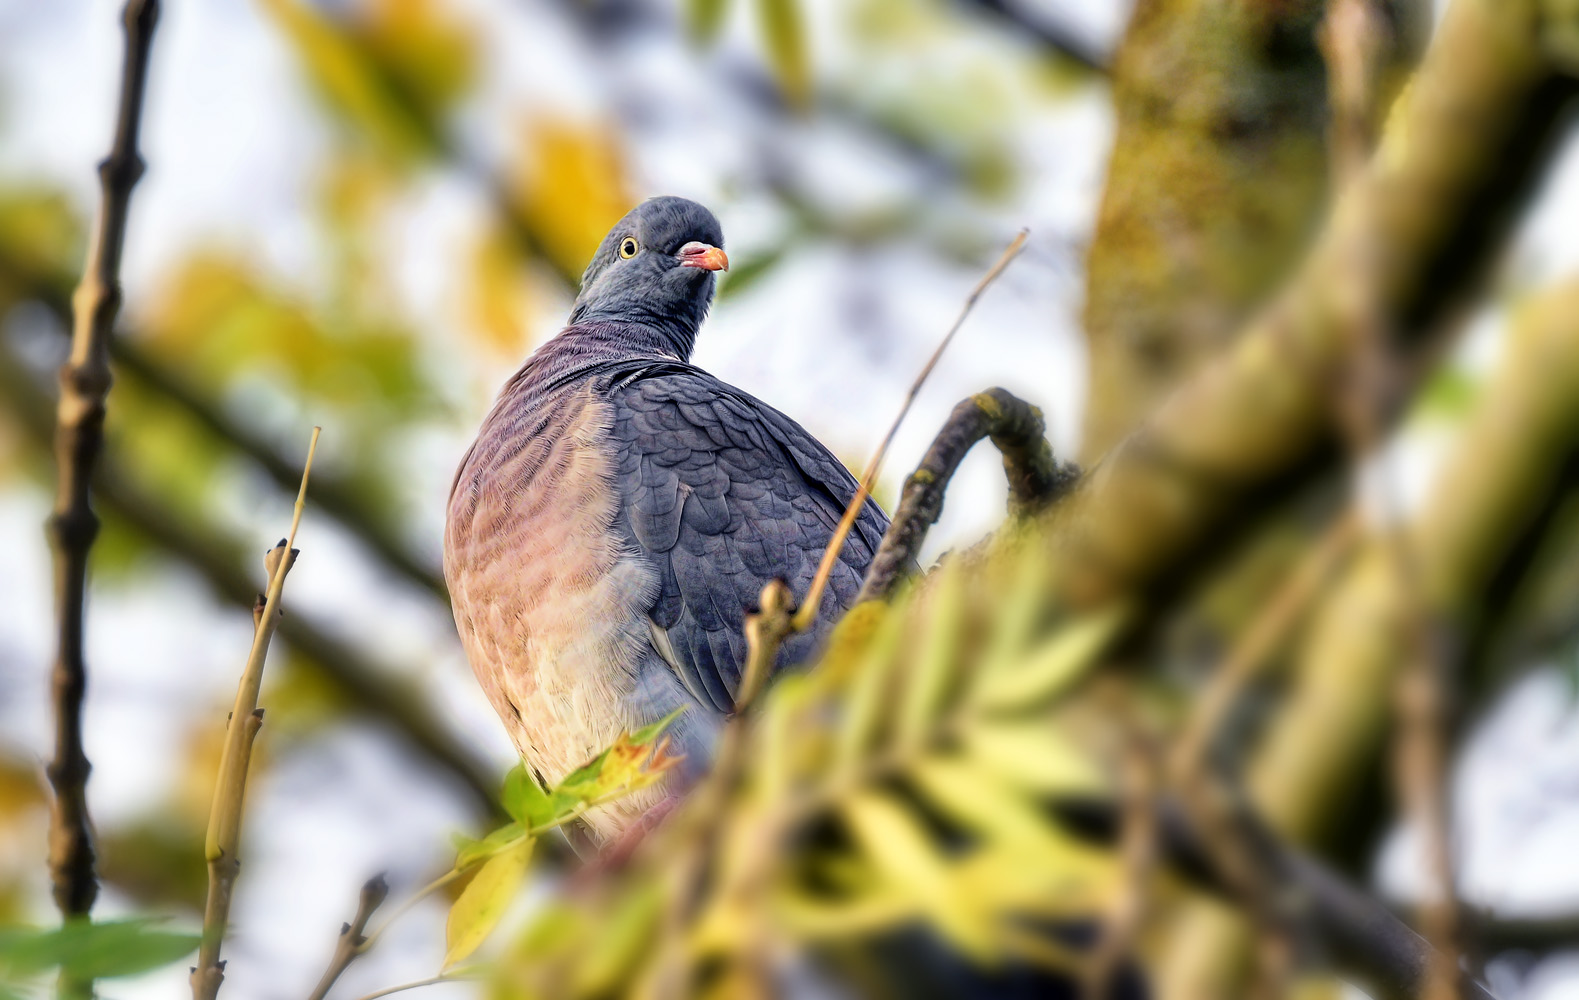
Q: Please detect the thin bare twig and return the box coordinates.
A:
[1083,732,1158,999]
[355,868,464,959]
[45,3,159,996]
[858,386,1078,603]
[793,228,1029,634]
[1168,510,1362,995]
[1174,510,1362,776]
[192,428,322,1000]
[1322,1,1460,990]
[307,874,390,1000]
[347,975,468,1000]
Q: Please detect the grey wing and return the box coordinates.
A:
[609,371,889,715]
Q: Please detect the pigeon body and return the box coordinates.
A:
[444,197,887,838]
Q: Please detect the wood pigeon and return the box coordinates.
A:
[444,196,888,840]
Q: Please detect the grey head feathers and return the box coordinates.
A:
[569,196,727,359]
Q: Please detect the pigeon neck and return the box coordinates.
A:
[558,315,698,361]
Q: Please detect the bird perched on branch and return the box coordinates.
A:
[445,196,888,841]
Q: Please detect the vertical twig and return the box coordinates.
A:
[44,0,159,993]
[307,874,391,1000]
[793,229,1029,633]
[1084,728,1158,999]
[1323,2,1461,993]
[192,428,322,1000]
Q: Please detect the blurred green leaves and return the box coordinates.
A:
[0,919,198,986]
[473,549,1125,996]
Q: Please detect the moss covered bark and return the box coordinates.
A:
[1080,0,1333,460]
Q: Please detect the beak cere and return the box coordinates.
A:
[677,241,729,272]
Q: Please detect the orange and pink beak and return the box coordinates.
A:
[677,241,729,272]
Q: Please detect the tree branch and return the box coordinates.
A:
[44,0,159,977]
[192,428,320,1000]
[1052,0,1578,614]
[1047,795,1497,1000]
[857,387,1077,603]
[0,339,501,819]
[307,873,390,1000]
[954,0,1108,75]
[794,230,1028,634]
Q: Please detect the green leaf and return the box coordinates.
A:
[841,793,995,960]
[717,243,788,301]
[0,920,199,980]
[894,559,965,748]
[571,881,663,994]
[970,607,1125,714]
[552,712,685,810]
[834,601,908,772]
[909,755,1069,854]
[501,765,555,828]
[444,836,534,967]
[453,821,527,870]
[627,706,686,747]
[756,0,811,109]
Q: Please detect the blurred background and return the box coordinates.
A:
[0,0,1576,997]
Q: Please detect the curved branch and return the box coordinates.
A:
[45,0,159,945]
[858,387,1078,603]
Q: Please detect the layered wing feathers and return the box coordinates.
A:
[607,366,887,714]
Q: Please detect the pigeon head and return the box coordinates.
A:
[569,196,728,358]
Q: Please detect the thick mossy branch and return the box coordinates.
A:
[44,0,159,951]
[859,387,1077,603]
[1052,0,1578,615]
[1163,280,1579,995]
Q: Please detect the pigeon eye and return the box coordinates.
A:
[618,237,638,259]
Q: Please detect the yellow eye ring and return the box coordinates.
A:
[618,237,638,259]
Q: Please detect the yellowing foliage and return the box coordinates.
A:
[508,119,632,285]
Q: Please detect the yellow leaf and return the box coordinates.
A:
[259,0,438,160]
[841,792,996,960]
[961,723,1107,796]
[464,223,535,358]
[909,754,1062,853]
[510,119,632,284]
[571,881,663,995]
[444,836,533,967]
